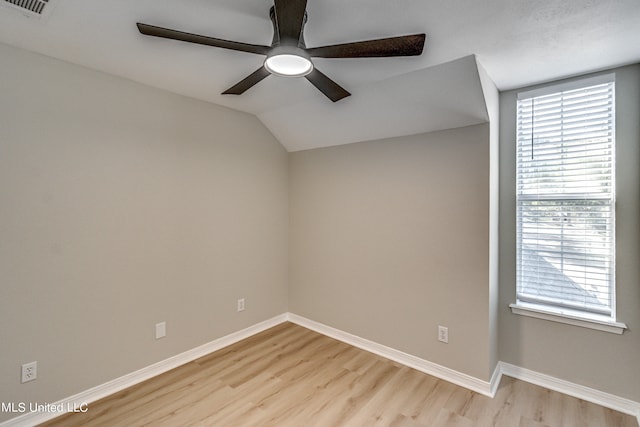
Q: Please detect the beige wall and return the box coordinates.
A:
[477,60,501,376]
[498,64,640,402]
[0,43,288,421]
[289,125,495,381]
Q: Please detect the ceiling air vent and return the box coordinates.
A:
[3,0,49,15]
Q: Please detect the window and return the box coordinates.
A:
[513,75,623,331]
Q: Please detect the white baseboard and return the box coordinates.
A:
[288,313,640,423]
[3,312,639,426]
[286,313,497,397]
[496,362,640,422]
[0,314,288,427]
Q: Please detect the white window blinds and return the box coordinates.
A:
[516,76,615,317]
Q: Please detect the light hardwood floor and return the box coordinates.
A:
[42,322,637,427]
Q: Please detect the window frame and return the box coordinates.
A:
[510,74,626,334]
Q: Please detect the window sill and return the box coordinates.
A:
[509,302,627,335]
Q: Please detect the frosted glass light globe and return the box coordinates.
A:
[264,54,313,77]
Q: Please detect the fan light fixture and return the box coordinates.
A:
[264,53,313,77]
[136,0,426,102]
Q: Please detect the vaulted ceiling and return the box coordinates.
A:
[1,0,638,151]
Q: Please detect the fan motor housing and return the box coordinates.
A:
[270,5,307,48]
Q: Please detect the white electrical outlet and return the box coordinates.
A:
[21,361,37,383]
[438,325,449,343]
[237,298,245,312]
[155,322,166,339]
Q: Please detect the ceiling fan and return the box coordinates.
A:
[137,0,425,102]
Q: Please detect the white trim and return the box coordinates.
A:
[3,313,638,426]
[286,313,497,397]
[488,362,503,397]
[498,362,640,422]
[510,303,627,334]
[287,314,640,423]
[0,314,288,427]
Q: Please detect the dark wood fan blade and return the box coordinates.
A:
[137,23,271,55]
[222,67,271,95]
[305,69,351,102]
[273,0,307,45]
[306,34,426,58]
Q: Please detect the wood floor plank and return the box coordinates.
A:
[432,408,476,427]
[40,323,638,427]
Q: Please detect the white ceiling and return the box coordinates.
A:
[0,0,638,151]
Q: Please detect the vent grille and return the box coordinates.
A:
[3,0,49,15]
